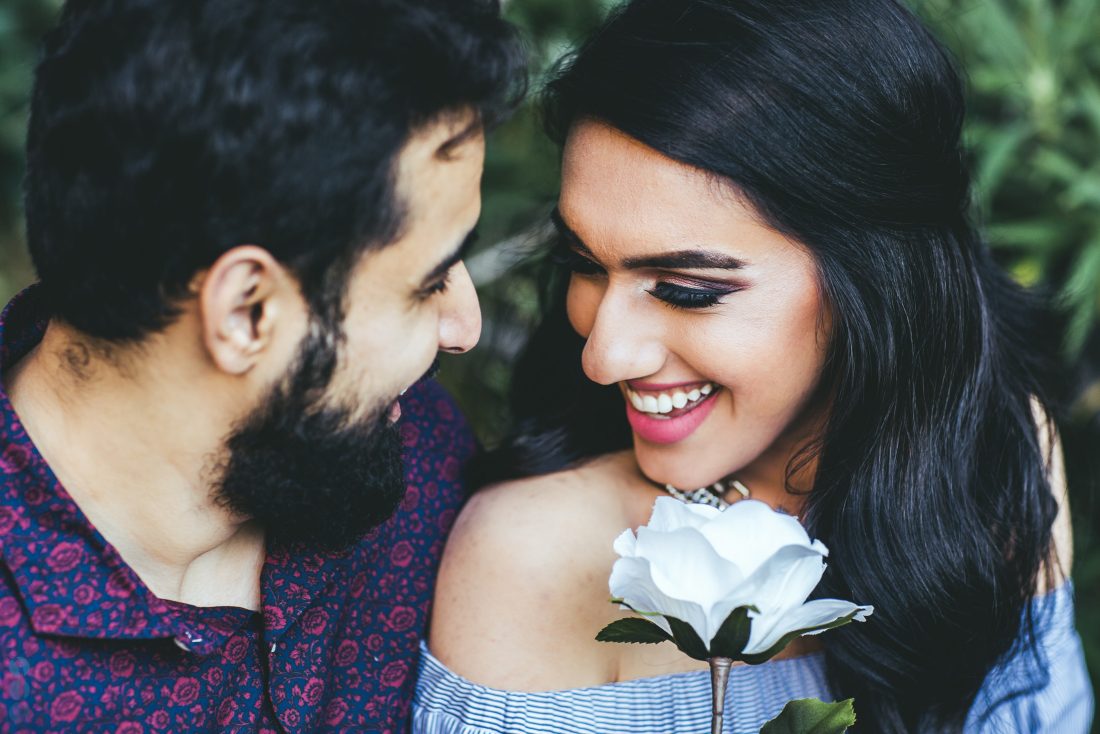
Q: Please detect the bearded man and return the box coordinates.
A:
[0,1,522,731]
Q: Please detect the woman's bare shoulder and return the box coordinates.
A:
[1032,398,1074,589]
[428,451,646,690]
[443,450,643,557]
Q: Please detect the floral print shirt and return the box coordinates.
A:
[0,287,474,733]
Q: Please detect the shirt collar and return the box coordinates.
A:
[0,286,187,642]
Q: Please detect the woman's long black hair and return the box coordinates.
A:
[474,0,1061,730]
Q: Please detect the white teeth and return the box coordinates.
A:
[627,382,718,415]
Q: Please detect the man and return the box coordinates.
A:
[0,1,522,731]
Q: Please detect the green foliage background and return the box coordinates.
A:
[0,0,1095,719]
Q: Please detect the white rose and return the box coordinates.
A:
[609,497,872,659]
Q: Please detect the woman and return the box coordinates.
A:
[415,0,1093,731]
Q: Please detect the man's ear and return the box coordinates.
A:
[197,246,296,375]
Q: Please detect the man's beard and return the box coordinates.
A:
[213,321,407,552]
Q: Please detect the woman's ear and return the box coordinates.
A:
[196,245,294,375]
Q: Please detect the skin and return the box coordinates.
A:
[5,112,485,610]
[429,120,1073,691]
[559,122,829,503]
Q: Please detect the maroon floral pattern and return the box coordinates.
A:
[0,288,474,732]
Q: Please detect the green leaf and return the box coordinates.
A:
[1033,149,1081,184]
[664,616,710,661]
[1061,0,1100,57]
[973,120,1030,205]
[1057,233,1100,357]
[1076,79,1100,138]
[740,610,864,665]
[595,618,672,645]
[708,606,754,659]
[1065,172,1100,209]
[760,698,856,734]
[986,220,1070,252]
[960,1,1031,76]
[610,598,669,620]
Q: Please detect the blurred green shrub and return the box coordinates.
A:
[0,0,58,296]
[918,0,1100,359]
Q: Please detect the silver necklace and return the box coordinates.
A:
[659,477,750,510]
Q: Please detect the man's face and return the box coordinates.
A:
[332,113,485,424]
[214,115,485,549]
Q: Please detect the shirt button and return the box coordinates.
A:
[174,629,204,651]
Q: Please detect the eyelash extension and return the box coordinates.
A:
[548,240,735,309]
[647,281,736,310]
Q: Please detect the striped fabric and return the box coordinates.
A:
[413,583,1094,733]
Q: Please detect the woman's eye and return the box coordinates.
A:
[550,244,605,276]
[648,282,735,309]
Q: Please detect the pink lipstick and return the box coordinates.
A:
[625,386,720,444]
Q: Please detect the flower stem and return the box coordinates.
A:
[709,656,733,734]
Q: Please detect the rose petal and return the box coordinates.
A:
[698,500,820,576]
[612,529,637,557]
[608,557,676,635]
[609,555,711,638]
[743,598,872,656]
[702,543,825,642]
[647,496,719,533]
[635,526,744,610]
[738,543,827,615]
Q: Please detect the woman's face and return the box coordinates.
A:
[559,120,829,489]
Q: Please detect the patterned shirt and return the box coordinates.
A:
[0,287,474,733]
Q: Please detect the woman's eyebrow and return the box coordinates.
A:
[550,206,747,270]
[623,250,746,270]
[550,207,594,256]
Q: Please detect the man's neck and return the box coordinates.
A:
[4,321,265,610]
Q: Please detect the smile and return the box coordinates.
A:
[623,381,722,444]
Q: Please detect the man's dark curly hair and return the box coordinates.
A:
[24,0,525,341]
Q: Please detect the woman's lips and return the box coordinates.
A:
[625,386,721,444]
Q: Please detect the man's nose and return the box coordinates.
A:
[438,261,481,354]
[580,286,665,385]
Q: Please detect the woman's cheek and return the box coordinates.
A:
[566,277,601,338]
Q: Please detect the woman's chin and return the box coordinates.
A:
[632,446,733,492]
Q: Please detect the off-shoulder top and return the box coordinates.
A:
[413,583,1093,733]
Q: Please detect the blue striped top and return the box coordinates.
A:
[413,583,1093,733]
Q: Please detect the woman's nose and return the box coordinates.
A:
[579,287,666,385]
[438,261,482,354]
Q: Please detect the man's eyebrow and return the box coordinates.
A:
[549,207,746,270]
[421,228,479,286]
[435,116,482,160]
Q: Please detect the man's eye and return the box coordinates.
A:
[421,272,451,299]
[647,282,737,310]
